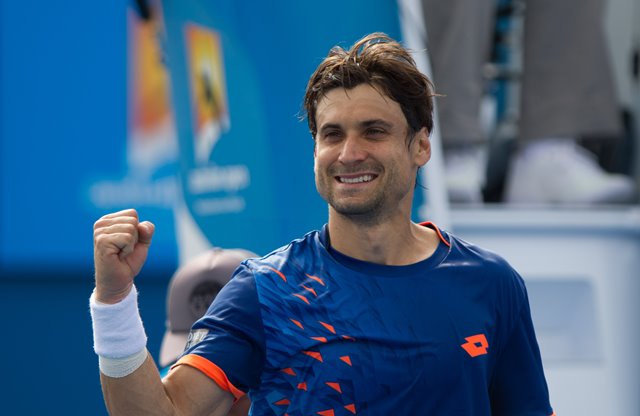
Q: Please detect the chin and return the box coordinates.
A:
[330,198,385,217]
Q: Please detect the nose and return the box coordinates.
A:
[337,135,367,164]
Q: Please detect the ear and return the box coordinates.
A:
[413,127,431,167]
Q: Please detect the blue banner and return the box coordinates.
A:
[160,0,405,261]
[0,0,407,274]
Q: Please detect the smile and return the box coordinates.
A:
[337,174,375,184]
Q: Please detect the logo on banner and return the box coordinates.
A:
[186,24,230,163]
[184,23,250,216]
[88,6,178,211]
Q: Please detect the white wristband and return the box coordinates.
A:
[99,349,149,378]
[89,285,148,359]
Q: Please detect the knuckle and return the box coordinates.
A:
[94,233,107,246]
[122,223,137,233]
[93,218,107,230]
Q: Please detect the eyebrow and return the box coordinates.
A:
[318,119,395,134]
[360,119,394,130]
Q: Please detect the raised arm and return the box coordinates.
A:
[91,209,234,415]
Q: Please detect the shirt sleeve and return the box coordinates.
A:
[489,290,554,415]
[173,263,265,395]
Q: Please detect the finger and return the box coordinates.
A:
[94,224,138,254]
[94,232,137,257]
[94,222,137,237]
[137,221,155,245]
[115,231,137,258]
[100,208,139,220]
[94,213,139,231]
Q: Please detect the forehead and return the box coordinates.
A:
[315,84,405,128]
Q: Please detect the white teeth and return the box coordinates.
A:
[339,175,373,184]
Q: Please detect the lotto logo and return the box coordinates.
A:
[461,334,489,357]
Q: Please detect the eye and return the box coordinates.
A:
[321,130,343,142]
[365,127,386,139]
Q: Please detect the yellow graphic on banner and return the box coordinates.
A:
[130,9,172,135]
[185,24,230,163]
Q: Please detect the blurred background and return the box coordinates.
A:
[0,0,638,414]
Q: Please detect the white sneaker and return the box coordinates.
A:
[504,138,637,204]
[444,145,487,204]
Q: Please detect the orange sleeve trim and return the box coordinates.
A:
[173,354,245,399]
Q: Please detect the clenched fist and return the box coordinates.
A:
[93,209,155,304]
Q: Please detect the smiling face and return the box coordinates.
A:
[313,84,430,223]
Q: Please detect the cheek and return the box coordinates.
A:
[313,155,326,184]
[313,147,331,170]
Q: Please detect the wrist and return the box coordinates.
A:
[90,284,147,359]
[94,282,133,305]
[99,349,149,379]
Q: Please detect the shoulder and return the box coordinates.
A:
[441,229,527,295]
[445,230,514,269]
[242,228,324,275]
[424,222,515,275]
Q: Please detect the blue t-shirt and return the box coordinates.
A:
[176,223,553,415]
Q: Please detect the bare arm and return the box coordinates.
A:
[100,353,234,415]
[93,209,235,415]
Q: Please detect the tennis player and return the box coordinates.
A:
[91,32,554,415]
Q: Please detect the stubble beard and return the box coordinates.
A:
[328,188,387,225]
[316,167,404,226]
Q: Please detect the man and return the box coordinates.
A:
[91,33,554,415]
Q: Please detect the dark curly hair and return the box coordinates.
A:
[303,32,436,139]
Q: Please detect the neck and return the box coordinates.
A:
[327,211,438,265]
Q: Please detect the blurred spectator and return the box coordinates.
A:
[159,247,257,415]
[422,0,637,204]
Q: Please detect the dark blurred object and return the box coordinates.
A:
[132,0,152,21]
[580,110,637,177]
[483,137,516,203]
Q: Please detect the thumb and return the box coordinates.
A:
[138,221,155,245]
